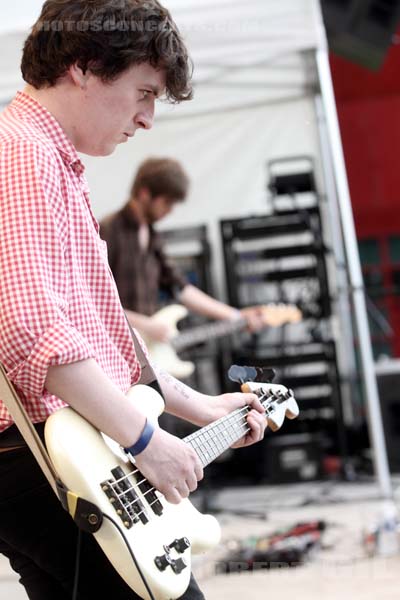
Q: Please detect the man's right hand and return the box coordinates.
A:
[141,315,173,343]
[134,427,204,504]
[125,309,173,343]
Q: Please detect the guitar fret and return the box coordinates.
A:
[118,386,292,519]
[172,318,246,352]
[184,406,253,467]
[204,439,217,463]
[213,434,225,454]
[213,424,232,449]
[195,442,209,467]
[194,436,217,467]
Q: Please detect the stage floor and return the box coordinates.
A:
[192,479,400,600]
[2,479,400,599]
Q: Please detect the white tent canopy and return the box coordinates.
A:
[0,0,322,108]
[0,0,391,497]
[0,0,324,207]
[0,2,324,236]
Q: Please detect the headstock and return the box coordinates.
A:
[259,303,302,327]
[228,365,276,385]
[229,365,299,432]
[241,381,299,431]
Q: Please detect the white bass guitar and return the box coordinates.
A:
[45,380,298,600]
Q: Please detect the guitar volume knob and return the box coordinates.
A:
[154,553,173,572]
[171,557,187,574]
[169,537,191,553]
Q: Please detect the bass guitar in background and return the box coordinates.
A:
[141,303,302,378]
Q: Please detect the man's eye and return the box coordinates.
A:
[141,90,150,100]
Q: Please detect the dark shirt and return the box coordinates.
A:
[100,202,187,316]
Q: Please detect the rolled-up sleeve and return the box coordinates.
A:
[0,140,94,398]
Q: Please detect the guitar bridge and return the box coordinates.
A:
[101,466,150,528]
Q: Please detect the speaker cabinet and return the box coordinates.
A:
[321,0,400,69]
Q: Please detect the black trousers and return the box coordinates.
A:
[0,441,205,600]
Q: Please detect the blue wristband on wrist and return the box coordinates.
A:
[124,418,155,457]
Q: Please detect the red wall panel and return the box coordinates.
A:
[330,46,400,237]
[330,43,400,356]
[335,95,400,237]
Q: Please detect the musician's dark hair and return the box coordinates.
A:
[21,0,192,103]
[131,158,189,202]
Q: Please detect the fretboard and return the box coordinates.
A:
[183,405,253,468]
[171,317,246,353]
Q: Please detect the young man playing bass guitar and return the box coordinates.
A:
[0,2,267,599]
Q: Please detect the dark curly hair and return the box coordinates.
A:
[21,0,193,103]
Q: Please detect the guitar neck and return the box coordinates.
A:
[183,404,254,468]
[171,317,246,353]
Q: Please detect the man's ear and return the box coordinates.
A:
[136,187,152,204]
[68,63,91,90]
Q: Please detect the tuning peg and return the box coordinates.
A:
[228,365,257,384]
[254,367,276,383]
[267,408,286,432]
[228,365,277,385]
[285,396,299,419]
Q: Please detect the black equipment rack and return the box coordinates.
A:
[159,224,222,396]
[219,162,348,481]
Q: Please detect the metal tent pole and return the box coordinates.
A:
[314,94,359,428]
[313,3,392,498]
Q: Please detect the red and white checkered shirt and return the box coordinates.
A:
[0,92,142,433]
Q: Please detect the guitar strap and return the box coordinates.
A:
[0,323,158,533]
[126,319,165,402]
[0,363,61,496]
[128,322,158,385]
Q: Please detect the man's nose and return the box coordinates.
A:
[134,102,155,130]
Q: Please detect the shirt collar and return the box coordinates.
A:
[11,91,85,175]
[121,201,140,228]
[120,201,156,237]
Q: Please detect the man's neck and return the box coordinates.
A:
[127,200,151,250]
[128,198,149,226]
[23,83,81,150]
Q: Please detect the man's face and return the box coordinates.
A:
[72,63,166,156]
[143,195,177,224]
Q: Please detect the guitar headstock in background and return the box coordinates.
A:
[259,303,302,327]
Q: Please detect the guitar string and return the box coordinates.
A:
[111,403,256,488]
[109,395,280,492]
[113,422,252,507]
[104,396,294,519]
[105,393,290,517]
[112,416,251,499]
[113,422,252,522]
[108,389,294,526]
[172,318,246,351]
[173,305,301,350]
[107,416,252,518]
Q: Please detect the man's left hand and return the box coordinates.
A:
[205,392,267,448]
[240,306,267,332]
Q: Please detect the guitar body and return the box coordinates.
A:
[44,385,220,600]
[144,305,195,379]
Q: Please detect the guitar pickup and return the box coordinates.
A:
[100,466,150,528]
[136,469,164,516]
[111,467,149,525]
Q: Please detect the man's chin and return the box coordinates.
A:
[80,142,118,157]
